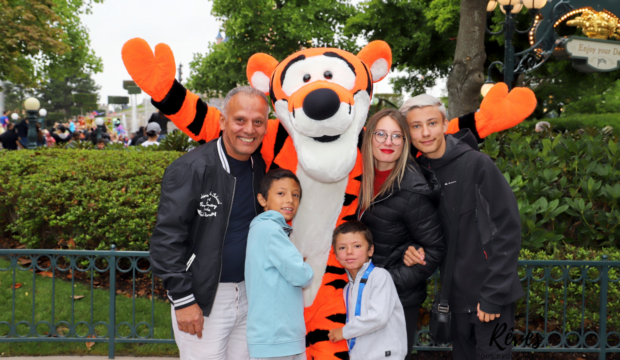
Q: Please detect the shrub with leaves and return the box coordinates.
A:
[420,245,620,340]
[0,149,182,251]
[481,126,620,251]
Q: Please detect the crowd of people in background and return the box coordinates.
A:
[0,110,171,150]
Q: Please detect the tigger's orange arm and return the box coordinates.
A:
[445,83,537,139]
[121,38,221,143]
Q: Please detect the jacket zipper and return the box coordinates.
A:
[357,193,393,220]
[207,176,236,315]
[252,172,257,215]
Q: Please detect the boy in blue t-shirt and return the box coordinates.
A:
[245,169,313,360]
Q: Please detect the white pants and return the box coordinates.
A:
[250,352,306,360]
[171,282,249,360]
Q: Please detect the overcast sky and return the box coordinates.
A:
[81,0,445,106]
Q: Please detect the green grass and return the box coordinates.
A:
[0,259,179,356]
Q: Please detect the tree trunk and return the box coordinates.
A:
[447,0,488,119]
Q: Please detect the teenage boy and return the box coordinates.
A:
[328,221,407,360]
[245,169,313,360]
[150,86,269,360]
[400,95,524,360]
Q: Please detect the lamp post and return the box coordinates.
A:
[24,97,40,149]
[95,117,105,141]
[483,0,551,94]
[39,108,47,131]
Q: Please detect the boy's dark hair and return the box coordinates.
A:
[97,138,106,144]
[332,221,373,251]
[259,168,302,200]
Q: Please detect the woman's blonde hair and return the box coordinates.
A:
[359,108,415,211]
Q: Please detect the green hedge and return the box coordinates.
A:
[419,245,620,335]
[0,149,182,251]
[482,126,620,251]
[550,113,620,135]
[3,126,620,254]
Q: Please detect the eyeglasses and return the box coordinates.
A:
[373,131,404,146]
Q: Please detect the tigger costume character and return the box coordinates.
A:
[122,38,536,359]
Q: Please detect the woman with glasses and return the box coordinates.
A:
[357,108,446,359]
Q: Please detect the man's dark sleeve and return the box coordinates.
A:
[150,162,201,310]
[476,155,522,314]
[388,194,445,291]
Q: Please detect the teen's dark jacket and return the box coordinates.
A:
[359,161,446,308]
[418,129,524,314]
[150,137,266,315]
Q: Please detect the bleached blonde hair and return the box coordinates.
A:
[399,94,446,120]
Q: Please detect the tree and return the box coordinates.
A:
[187,0,357,97]
[344,0,459,97]
[0,0,68,86]
[0,0,103,87]
[38,75,100,117]
[446,0,488,118]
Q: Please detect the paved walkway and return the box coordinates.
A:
[5,357,179,359]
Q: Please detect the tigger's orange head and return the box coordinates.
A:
[247,41,392,183]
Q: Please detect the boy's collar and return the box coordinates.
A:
[346,260,373,282]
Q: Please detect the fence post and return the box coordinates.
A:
[599,255,609,360]
[109,245,116,359]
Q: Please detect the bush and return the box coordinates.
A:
[547,113,620,135]
[482,126,620,251]
[0,149,182,251]
[419,245,620,337]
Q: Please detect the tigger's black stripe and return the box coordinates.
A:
[325,265,346,275]
[326,313,346,324]
[343,193,357,206]
[269,162,281,171]
[198,140,206,145]
[272,122,290,160]
[357,128,364,151]
[354,175,362,182]
[458,112,482,143]
[269,72,277,102]
[326,279,347,290]
[342,214,357,221]
[281,55,306,87]
[151,80,186,115]
[306,329,329,346]
[186,98,208,136]
[361,62,372,96]
[335,351,349,360]
[324,52,356,76]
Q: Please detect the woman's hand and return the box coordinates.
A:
[404,246,425,266]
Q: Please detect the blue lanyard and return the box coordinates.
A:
[345,261,375,352]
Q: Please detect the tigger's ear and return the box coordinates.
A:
[247,53,279,95]
[357,41,392,83]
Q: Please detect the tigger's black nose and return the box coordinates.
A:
[302,88,341,121]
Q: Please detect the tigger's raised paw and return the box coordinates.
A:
[121,38,176,102]
[475,83,537,138]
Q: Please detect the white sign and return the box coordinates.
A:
[565,37,620,72]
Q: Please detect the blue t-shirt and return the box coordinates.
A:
[69,122,75,133]
[219,144,256,283]
[0,116,8,127]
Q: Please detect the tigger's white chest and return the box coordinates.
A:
[290,165,348,307]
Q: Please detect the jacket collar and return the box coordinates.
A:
[217,137,254,174]
[346,260,373,283]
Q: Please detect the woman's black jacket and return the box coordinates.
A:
[359,161,446,308]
